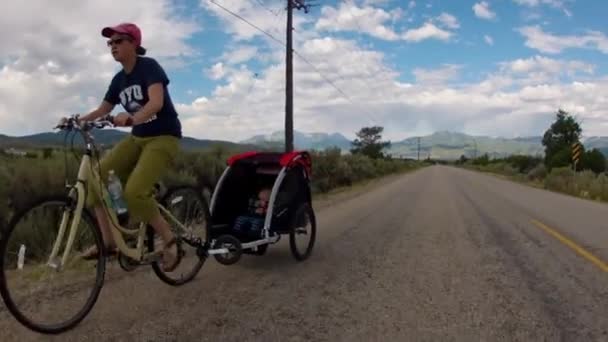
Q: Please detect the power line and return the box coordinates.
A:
[209,0,352,100]
[252,0,283,16]
[292,51,356,105]
[293,50,380,127]
[208,0,285,46]
[208,0,379,126]
[251,0,288,32]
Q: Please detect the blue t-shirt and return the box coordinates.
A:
[104,56,182,138]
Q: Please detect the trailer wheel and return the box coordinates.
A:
[289,203,316,261]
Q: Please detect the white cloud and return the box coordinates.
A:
[220,45,260,65]
[518,25,608,54]
[412,64,462,86]
[499,55,594,77]
[177,30,608,141]
[0,0,199,135]
[316,3,455,43]
[203,0,312,42]
[514,0,564,8]
[362,0,391,5]
[522,11,542,21]
[402,22,452,42]
[178,37,406,140]
[2,0,608,143]
[409,1,416,9]
[484,34,494,45]
[473,1,496,20]
[207,62,228,80]
[514,0,542,5]
[316,2,402,41]
[436,13,460,29]
[513,0,573,17]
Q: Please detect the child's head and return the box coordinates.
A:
[258,188,271,202]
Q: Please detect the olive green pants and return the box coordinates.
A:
[86,134,179,223]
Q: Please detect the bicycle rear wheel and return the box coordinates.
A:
[148,186,209,286]
[0,196,106,334]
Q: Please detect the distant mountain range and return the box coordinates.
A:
[239,130,548,159]
[577,136,608,158]
[389,131,546,160]
[0,130,254,151]
[240,130,608,160]
[4,129,608,160]
[239,130,352,151]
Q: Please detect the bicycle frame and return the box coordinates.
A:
[46,130,192,270]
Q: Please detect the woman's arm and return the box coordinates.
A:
[80,100,115,122]
[131,82,164,125]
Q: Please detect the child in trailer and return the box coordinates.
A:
[232,187,272,238]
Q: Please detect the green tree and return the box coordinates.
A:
[350,126,391,159]
[581,148,606,173]
[549,146,573,170]
[42,148,53,159]
[458,155,468,165]
[542,109,582,170]
[506,155,543,173]
[473,153,489,166]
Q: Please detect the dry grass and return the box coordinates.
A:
[0,146,421,257]
[465,162,608,203]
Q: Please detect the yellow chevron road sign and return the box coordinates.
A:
[572,142,582,169]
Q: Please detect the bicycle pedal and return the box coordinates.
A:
[47,258,61,271]
[143,252,162,263]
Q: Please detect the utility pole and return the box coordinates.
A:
[285,0,312,152]
[285,0,294,152]
[473,139,478,159]
[417,137,421,161]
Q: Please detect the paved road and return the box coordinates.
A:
[1,165,607,341]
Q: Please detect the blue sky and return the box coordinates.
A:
[169,0,607,94]
[1,0,607,141]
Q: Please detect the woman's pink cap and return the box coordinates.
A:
[102,23,142,47]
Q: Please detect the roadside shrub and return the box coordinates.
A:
[0,162,9,224]
[527,163,547,181]
[5,157,70,211]
[0,146,423,259]
[312,148,357,190]
[343,153,376,182]
[589,173,608,201]
[573,170,595,198]
[506,155,542,174]
[544,167,576,195]
[0,147,422,224]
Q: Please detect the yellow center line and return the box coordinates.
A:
[531,219,608,273]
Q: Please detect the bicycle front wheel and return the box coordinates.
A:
[149,186,209,286]
[0,196,106,334]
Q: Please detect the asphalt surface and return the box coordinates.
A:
[1,165,607,341]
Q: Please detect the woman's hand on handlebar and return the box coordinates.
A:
[112,112,134,127]
[56,117,69,128]
[55,114,115,130]
[54,115,79,129]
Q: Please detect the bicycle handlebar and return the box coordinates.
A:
[54,114,115,132]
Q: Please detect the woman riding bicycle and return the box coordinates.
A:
[71,23,181,271]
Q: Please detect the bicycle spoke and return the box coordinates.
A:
[0,197,105,334]
[150,187,209,286]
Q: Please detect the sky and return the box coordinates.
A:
[0,0,607,142]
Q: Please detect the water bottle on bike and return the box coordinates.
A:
[107,170,129,225]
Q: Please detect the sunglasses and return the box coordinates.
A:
[107,36,132,47]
